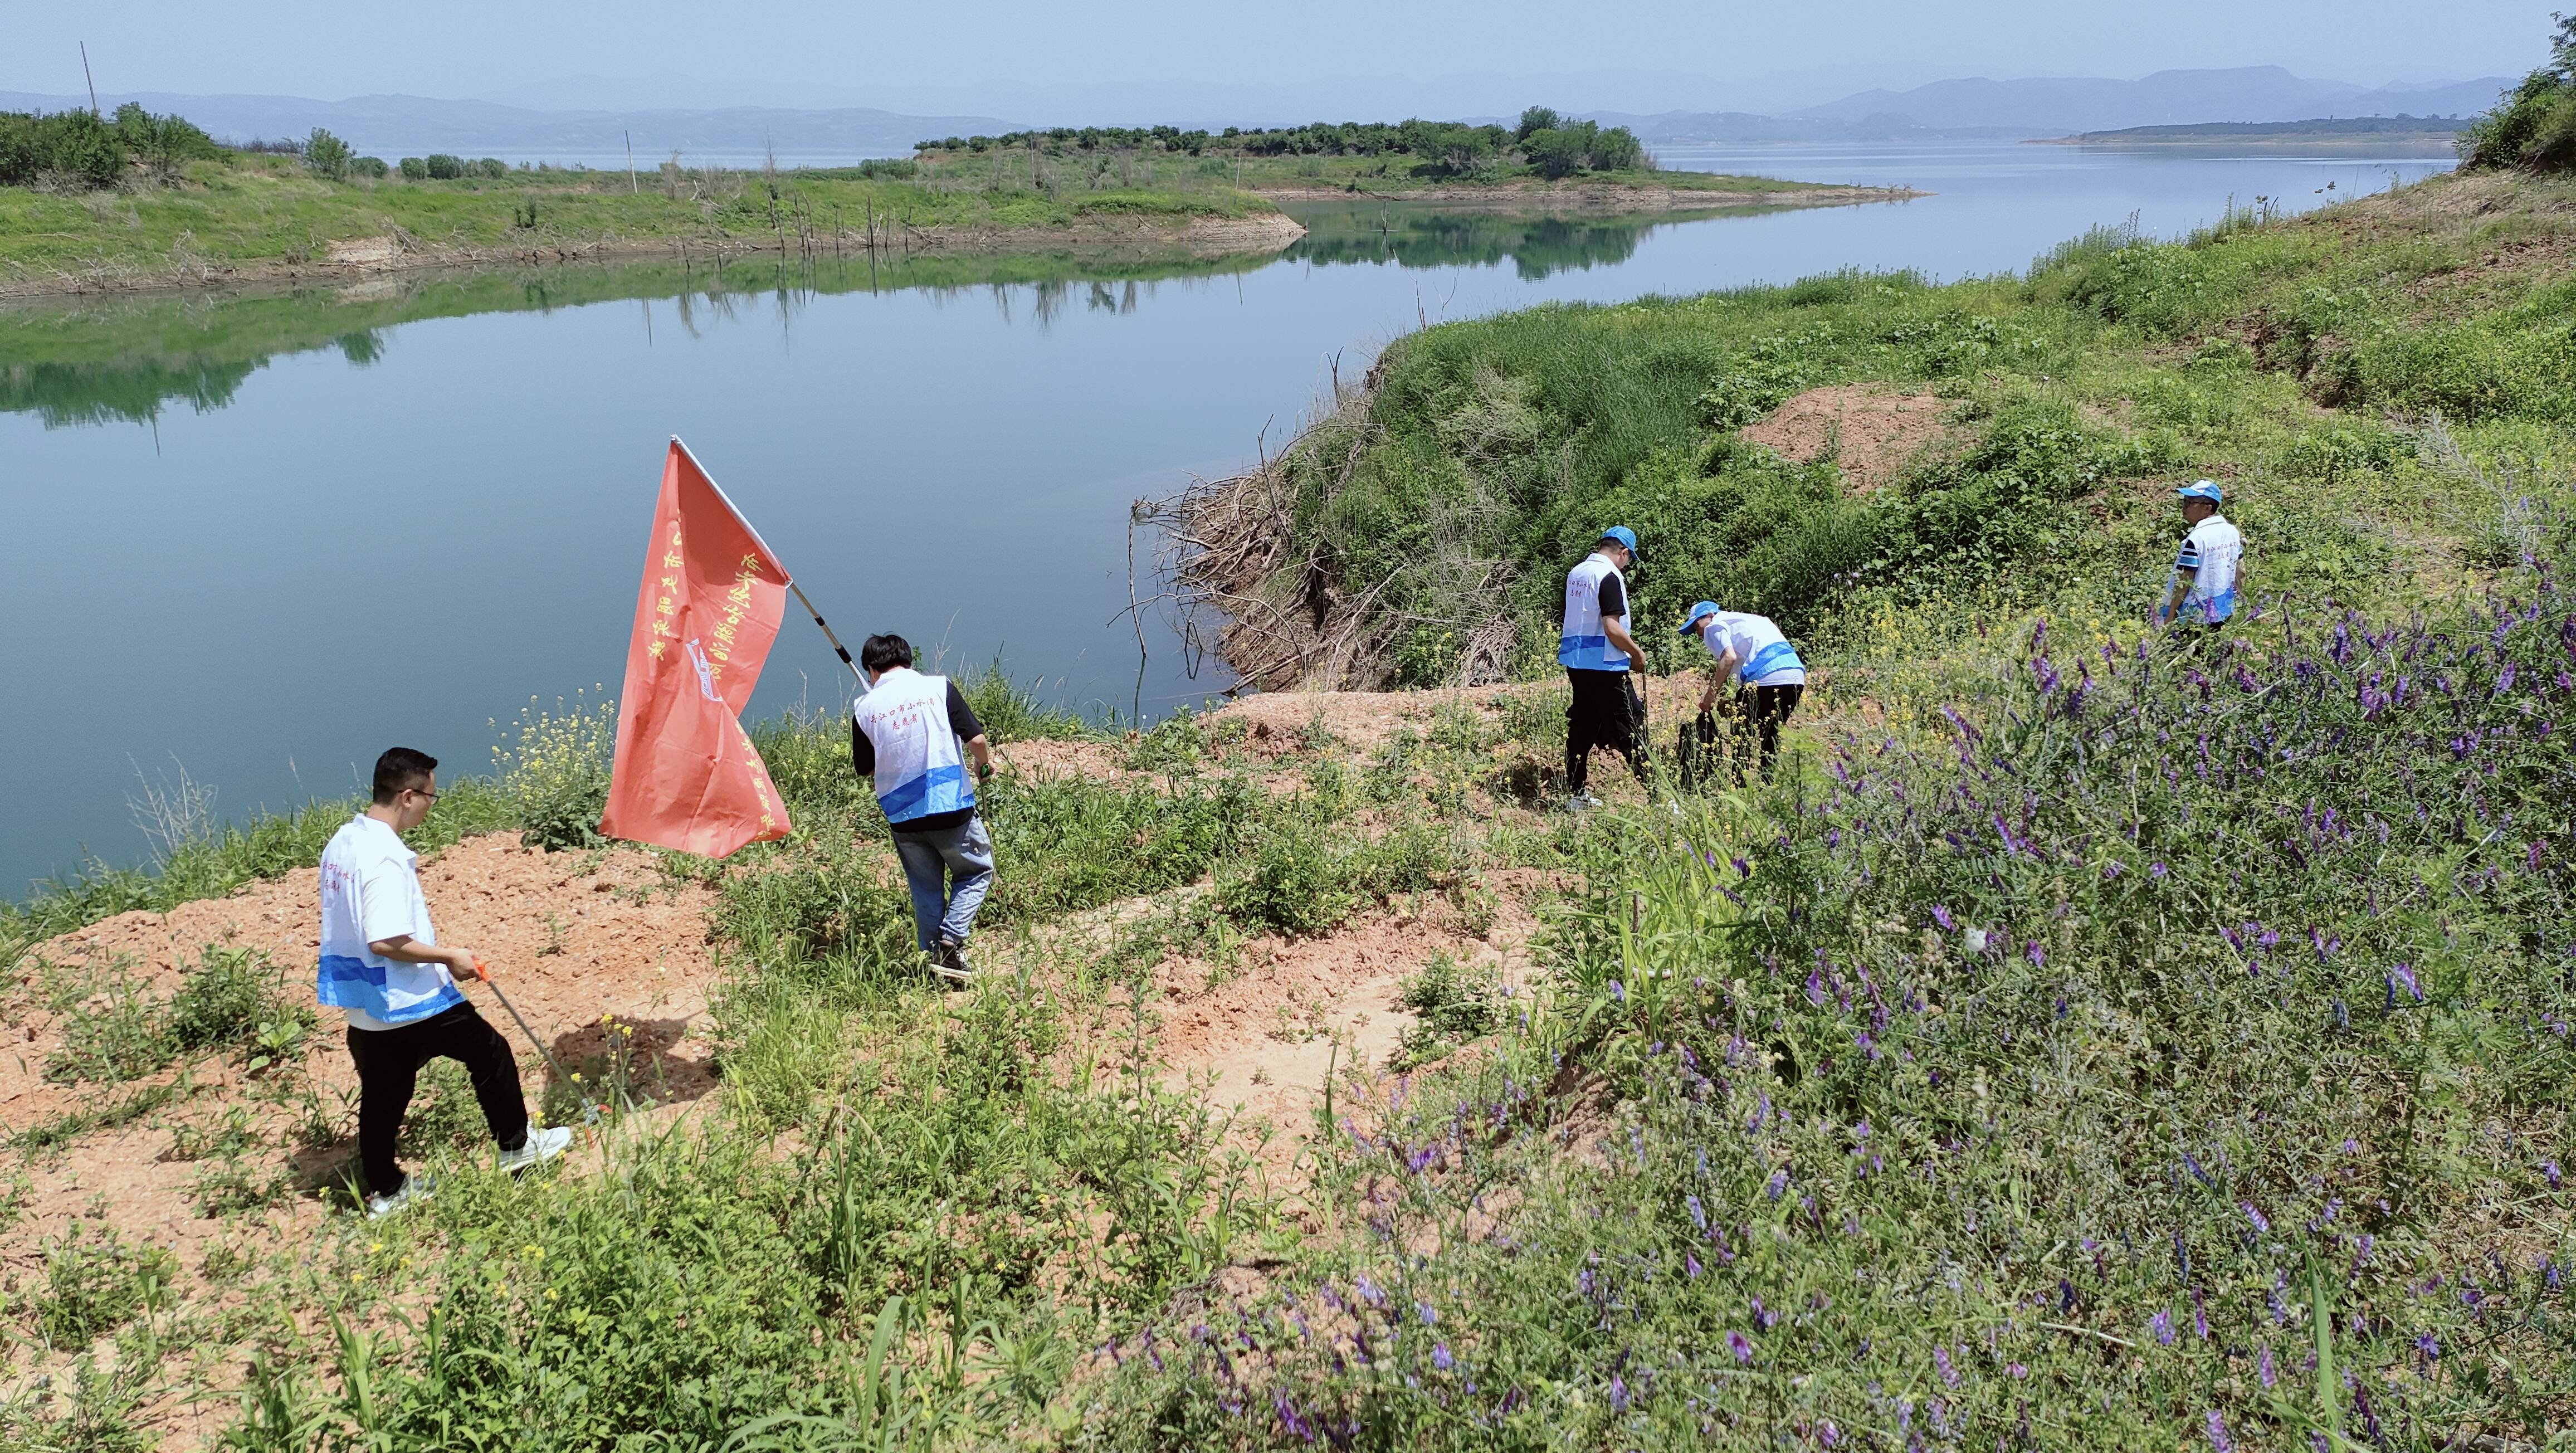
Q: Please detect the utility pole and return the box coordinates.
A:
[626,130,637,193]
[80,41,99,116]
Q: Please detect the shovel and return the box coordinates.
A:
[472,957,605,1127]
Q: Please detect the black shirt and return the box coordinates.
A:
[852,680,986,834]
[1595,570,1626,623]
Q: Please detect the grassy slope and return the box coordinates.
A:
[0,153,1275,287]
[6,172,2574,1448]
[1252,168,2576,689]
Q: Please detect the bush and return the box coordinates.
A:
[475,157,508,178]
[423,153,465,179]
[492,693,616,852]
[2460,16,2576,172]
[398,156,427,180]
[1218,817,1355,935]
[0,108,123,188]
[304,128,353,182]
[354,155,389,179]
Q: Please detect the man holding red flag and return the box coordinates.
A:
[601,440,794,859]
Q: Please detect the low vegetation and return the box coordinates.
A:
[922,108,1648,182]
[7,79,2576,1450]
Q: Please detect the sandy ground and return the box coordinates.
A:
[1739,384,1962,492]
[3,836,724,1275]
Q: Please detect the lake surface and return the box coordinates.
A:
[1,141,2453,891]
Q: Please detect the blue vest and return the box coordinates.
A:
[1559,554,1631,670]
[853,669,975,826]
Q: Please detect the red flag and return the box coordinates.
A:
[598,439,793,857]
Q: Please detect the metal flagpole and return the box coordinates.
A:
[790,580,866,691]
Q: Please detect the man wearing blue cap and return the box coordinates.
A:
[1559,526,1647,810]
[2155,480,2244,634]
[1677,602,1805,783]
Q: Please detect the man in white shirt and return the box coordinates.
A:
[2155,480,2246,635]
[319,747,569,1218]
[1678,601,1806,783]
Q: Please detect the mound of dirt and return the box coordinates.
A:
[3,833,724,1284]
[1740,384,1958,491]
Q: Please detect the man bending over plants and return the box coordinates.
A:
[851,634,997,982]
[1679,600,1806,783]
[318,747,571,1218]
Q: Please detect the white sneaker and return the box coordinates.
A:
[499,1125,574,1174]
[930,939,976,984]
[1567,792,1604,813]
[366,1174,435,1219]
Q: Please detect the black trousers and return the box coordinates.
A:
[1723,682,1803,782]
[347,1002,529,1196]
[1565,668,1646,794]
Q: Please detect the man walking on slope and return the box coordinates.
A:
[852,634,997,982]
[1560,525,1648,810]
[319,748,572,1219]
[1678,601,1807,784]
[2155,480,2246,638]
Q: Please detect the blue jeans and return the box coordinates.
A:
[890,813,995,952]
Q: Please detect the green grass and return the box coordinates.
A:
[1244,169,2576,689]
[0,151,1277,290]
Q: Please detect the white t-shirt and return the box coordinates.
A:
[316,813,464,1031]
[2164,514,2243,626]
[1696,611,1806,686]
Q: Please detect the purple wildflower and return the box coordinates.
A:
[1687,1193,1707,1231]
[2150,861,2168,879]
[1432,1342,1453,1372]
[2151,1309,2175,1346]
[1417,1301,1437,1327]
[1608,1374,1628,1411]
[1729,1331,1754,1364]
[2243,1202,2269,1233]
[1765,1169,1788,1201]
[2546,1159,2562,1190]
[2390,961,2422,1002]
[2414,1333,2439,1362]
[1930,904,1955,931]
[1686,1251,1703,1279]
[1934,1345,1958,1386]
[2259,1344,2277,1389]
[2206,1410,2233,1453]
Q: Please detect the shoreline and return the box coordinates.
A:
[0,211,1308,301]
[1255,181,1926,210]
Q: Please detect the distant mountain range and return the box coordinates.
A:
[0,66,2520,161]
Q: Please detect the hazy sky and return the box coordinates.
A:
[3,0,2553,115]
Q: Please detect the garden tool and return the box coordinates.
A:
[472,958,605,1127]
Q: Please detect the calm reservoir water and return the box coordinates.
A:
[1,142,2453,891]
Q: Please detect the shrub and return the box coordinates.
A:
[475,158,507,178]
[0,108,123,188]
[1218,817,1354,935]
[2461,16,2576,172]
[354,155,389,178]
[398,156,427,180]
[423,154,465,179]
[492,693,616,852]
[304,128,353,182]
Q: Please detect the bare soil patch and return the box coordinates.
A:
[4,834,723,1276]
[1739,384,1960,491]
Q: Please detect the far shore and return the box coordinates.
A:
[1256,180,1925,210]
[0,210,1307,301]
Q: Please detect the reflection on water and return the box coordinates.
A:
[0,246,1276,429]
[1282,201,1792,281]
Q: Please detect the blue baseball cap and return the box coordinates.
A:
[1598,525,1640,558]
[1677,600,1720,636]
[2177,480,2223,504]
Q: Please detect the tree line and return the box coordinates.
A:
[916,107,1649,178]
[2,104,522,191]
